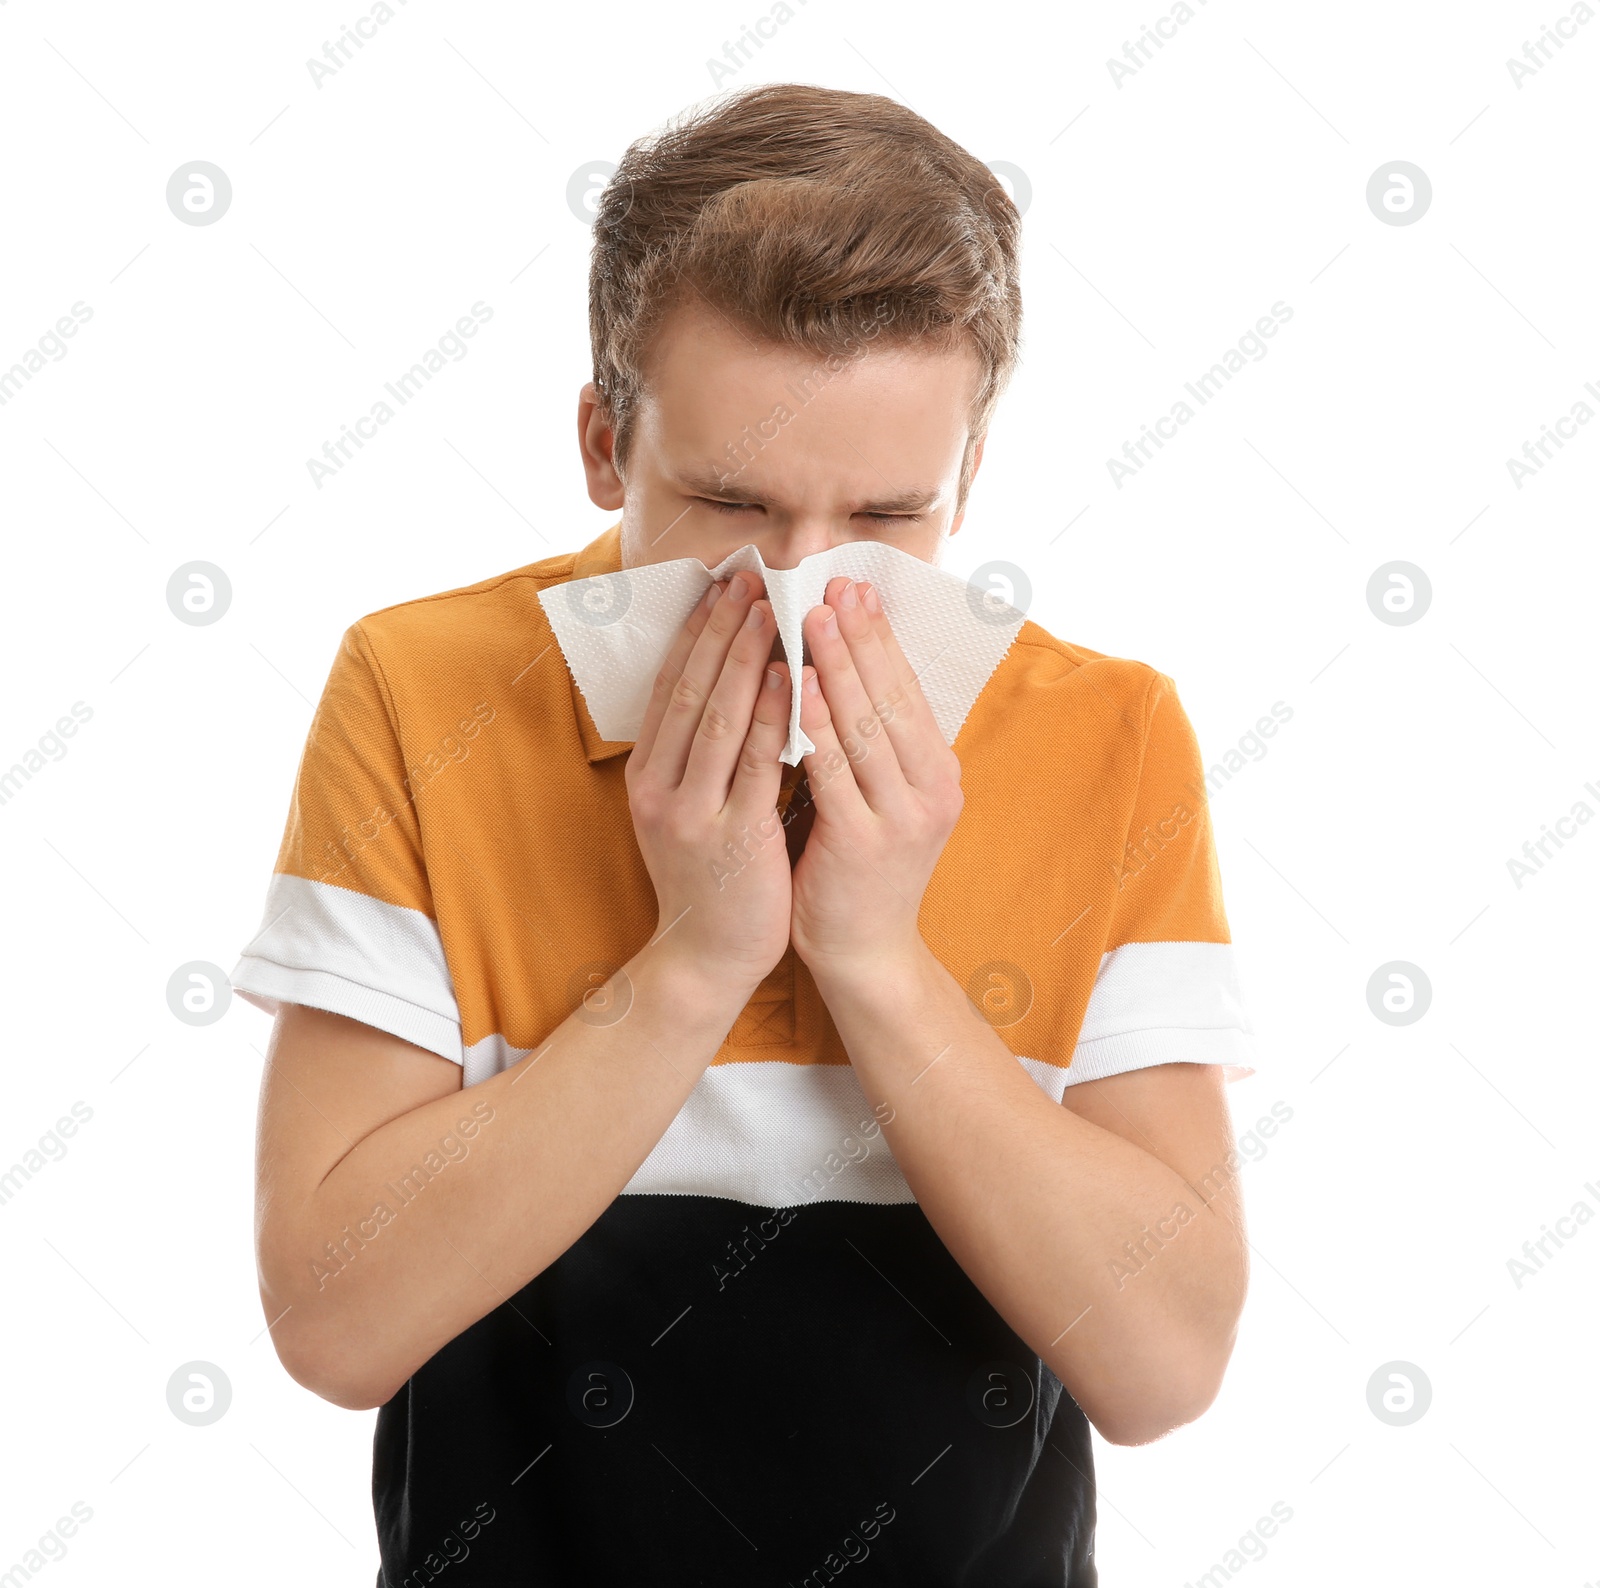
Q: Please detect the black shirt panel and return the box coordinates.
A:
[374,1193,1097,1586]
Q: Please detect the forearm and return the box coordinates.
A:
[263,941,750,1409]
[810,943,1247,1444]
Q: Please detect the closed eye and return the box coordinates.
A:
[694,497,922,525]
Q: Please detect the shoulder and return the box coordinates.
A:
[355,546,580,649]
[341,547,590,690]
[992,616,1179,745]
[324,546,597,738]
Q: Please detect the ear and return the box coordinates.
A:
[578,381,625,511]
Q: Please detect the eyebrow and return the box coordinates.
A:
[674,466,943,515]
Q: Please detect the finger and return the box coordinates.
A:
[725,655,791,823]
[796,662,870,824]
[680,594,780,805]
[802,581,905,808]
[641,573,760,788]
[632,577,725,768]
[833,575,950,790]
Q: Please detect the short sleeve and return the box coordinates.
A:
[1065,671,1258,1086]
[229,622,464,1062]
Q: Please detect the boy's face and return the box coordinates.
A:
[578,299,986,574]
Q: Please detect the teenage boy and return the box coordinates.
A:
[233,82,1257,1587]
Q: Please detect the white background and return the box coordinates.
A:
[1,0,1596,1583]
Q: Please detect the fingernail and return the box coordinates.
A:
[765,667,783,689]
[839,580,858,608]
[705,583,722,608]
[727,573,747,602]
[861,581,880,613]
[803,668,819,696]
[745,601,763,630]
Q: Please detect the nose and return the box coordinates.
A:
[756,525,843,572]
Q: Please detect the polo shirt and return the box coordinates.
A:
[231,519,1256,1587]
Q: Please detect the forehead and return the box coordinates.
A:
[637,299,982,450]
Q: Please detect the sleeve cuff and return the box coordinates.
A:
[1064,940,1259,1085]
[230,955,464,1065]
[1064,1024,1259,1086]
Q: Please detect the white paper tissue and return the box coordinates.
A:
[537,539,1027,766]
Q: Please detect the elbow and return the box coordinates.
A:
[1092,1370,1224,1447]
[1086,1239,1249,1446]
[268,1310,398,1412]
[277,1341,398,1413]
[257,1266,402,1413]
[1083,1330,1238,1447]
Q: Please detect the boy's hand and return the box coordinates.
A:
[626,573,795,994]
[789,577,964,983]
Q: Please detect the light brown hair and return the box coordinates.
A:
[588,83,1023,512]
